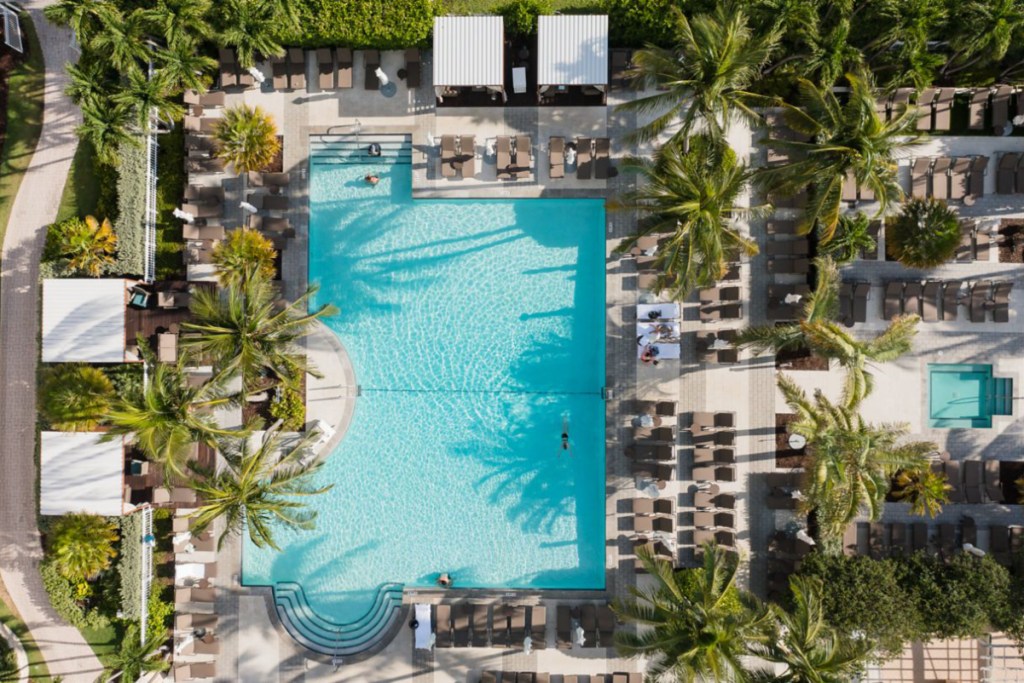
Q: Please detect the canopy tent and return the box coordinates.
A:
[537,15,608,87]
[432,16,505,102]
[40,432,126,516]
[42,278,126,362]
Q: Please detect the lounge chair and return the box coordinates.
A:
[218,48,238,88]
[962,516,977,547]
[890,523,909,556]
[610,48,632,85]
[577,137,593,179]
[915,88,936,130]
[500,673,516,683]
[934,88,954,130]
[922,281,940,321]
[269,53,287,89]
[869,522,887,559]
[364,49,380,90]
[549,136,564,179]
[950,158,970,202]
[452,604,470,646]
[986,460,1004,502]
[508,606,527,646]
[892,88,913,113]
[766,221,797,236]
[945,459,963,503]
[182,223,225,241]
[992,525,1012,565]
[184,116,218,134]
[175,663,216,681]
[975,228,990,261]
[184,90,225,108]
[970,280,990,323]
[556,606,572,649]
[911,157,931,199]
[969,155,988,200]
[580,604,598,645]
[911,522,928,553]
[942,281,961,320]
[157,290,191,310]
[964,460,984,503]
[931,157,952,200]
[853,283,870,323]
[992,281,1012,323]
[842,524,858,557]
[635,516,673,533]
[529,606,546,648]
[956,222,975,263]
[404,48,421,88]
[596,605,615,647]
[515,136,532,179]
[992,84,1013,132]
[460,135,476,178]
[250,216,291,237]
[249,193,289,212]
[594,137,610,179]
[496,136,513,180]
[883,282,902,320]
[435,604,452,647]
[316,48,333,90]
[288,48,306,89]
[336,48,353,88]
[997,152,1018,194]
[470,604,489,647]
[969,88,989,130]
[626,444,673,461]
[181,202,222,219]
[903,281,922,317]
[843,170,859,203]
[631,498,674,516]
[440,135,458,178]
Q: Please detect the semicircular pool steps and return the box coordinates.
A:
[310,134,412,165]
[273,582,405,656]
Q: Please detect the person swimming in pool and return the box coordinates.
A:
[364,174,379,185]
[560,416,573,456]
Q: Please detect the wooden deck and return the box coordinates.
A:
[124,282,216,350]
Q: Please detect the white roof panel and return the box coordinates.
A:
[42,279,126,362]
[538,15,608,86]
[433,16,504,87]
[40,432,125,516]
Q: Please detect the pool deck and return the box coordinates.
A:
[192,49,1024,682]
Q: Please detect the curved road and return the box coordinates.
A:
[0,3,104,681]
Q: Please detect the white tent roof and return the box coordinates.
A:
[433,16,504,87]
[42,278,126,362]
[538,15,609,86]
[40,432,125,516]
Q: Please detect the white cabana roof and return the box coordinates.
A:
[433,16,504,87]
[42,278,126,363]
[40,432,125,516]
[538,15,609,86]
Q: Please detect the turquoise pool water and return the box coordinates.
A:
[928,363,1012,428]
[242,161,607,624]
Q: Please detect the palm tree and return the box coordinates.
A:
[156,37,217,94]
[779,374,935,548]
[885,198,961,268]
[215,0,286,69]
[189,425,334,550]
[617,3,781,146]
[750,576,873,682]
[113,69,185,128]
[140,0,212,47]
[819,212,876,265]
[181,271,338,394]
[47,513,118,581]
[57,215,118,276]
[891,468,952,518]
[65,60,114,109]
[104,624,168,682]
[613,543,772,682]
[613,135,766,301]
[758,72,921,241]
[211,227,277,287]
[77,99,137,166]
[44,0,118,44]
[860,0,948,90]
[213,105,280,174]
[944,0,1024,77]
[89,9,152,78]
[39,364,114,431]
[106,358,237,478]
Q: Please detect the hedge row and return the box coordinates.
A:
[278,0,438,48]
[118,512,143,621]
[113,140,147,277]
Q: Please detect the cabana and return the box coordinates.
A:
[537,15,608,105]
[433,16,505,104]
[41,278,127,362]
[40,432,126,516]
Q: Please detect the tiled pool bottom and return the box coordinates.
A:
[928,363,1013,428]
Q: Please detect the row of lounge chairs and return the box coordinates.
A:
[688,413,738,482]
[556,604,616,648]
[268,48,308,90]
[882,85,1019,133]
[841,170,876,204]
[913,87,955,131]
[548,136,612,180]
[995,152,1024,194]
[483,675,640,683]
[698,286,741,322]
[934,453,1009,504]
[434,603,542,649]
[838,282,871,326]
[219,47,420,91]
[764,112,809,167]
[967,84,1017,133]
[764,472,802,510]
[845,519,1022,565]
[441,135,475,179]
[626,497,674,536]
[696,329,738,364]
[910,156,987,204]
[173,514,218,682]
[630,400,678,486]
[766,226,811,279]
[956,221,991,262]
[632,537,676,571]
[883,280,1011,323]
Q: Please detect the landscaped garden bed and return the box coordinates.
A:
[775,413,808,469]
[997,219,1024,264]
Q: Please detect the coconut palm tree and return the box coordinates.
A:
[211,227,277,288]
[106,358,237,478]
[613,135,766,301]
[44,0,119,45]
[758,71,921,242]
[819,212,876,265]
[213,105,280,174]
[861,0,947,91]
[140,0,212,47]
[885,198,961,268]
[89,9,152,78]
[39,364,114,431]
[113,68,185,129]
[104,624,168,682]
[891,468,952,518]
[215,0,286,69]
[156,37,217,94]
[779,374,935,548]
[189,425,334,550]
[77,99,137,166]
[57,215,118,276]
[943,0,1024,77]
[613,543,772,682]
[750,576,874,682]
[47,513,118,581]
[618,3,781,146]
[181,271,338,395]
[65,60,115,109]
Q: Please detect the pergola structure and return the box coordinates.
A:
[433,16,506,104]
[537,15,609,105]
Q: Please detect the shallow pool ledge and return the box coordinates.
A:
[304,320,358,456]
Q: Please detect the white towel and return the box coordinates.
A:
[414,604,432,650]
[638,303,680,321]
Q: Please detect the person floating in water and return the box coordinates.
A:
[560,416,574,456]
[364,173,379,185]
[437,572,453,588]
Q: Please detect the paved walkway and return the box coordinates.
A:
[0,3,104,681]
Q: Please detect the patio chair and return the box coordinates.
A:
[287,48,306,89]
[992,84,1013,132]
[470,604,489,647]
[251,216,291,236]
[931,157,952,200]
[992,525,1012,565]
[218,48,238,88]
[950,157,970,202]
[184,90,224,109]
[934,88,954,130]
[941,281,962,320]
[555,606,572,649]
[183,223,225,241]
[594,137,610,179]
[480,673,497,683]
[869,522,887,559]
[892,87,913,112]
[841,524,858,557]
[316,48,333,90]
[887,524,908,557]
[922,281,940,322]
[915,88,936,130]
[997,152,1018,194]
[364,49,380,90]
[527,606,546,648]
[625,444,674,461]
[508,605,527,645]
[985,460,1004,502]
[435,605,453,647]
[182,202,222,219]
[496,136,513,180]
[766,220,797,236]
[943,459,963,503]
[656,401,676,416]
[405,48,421,88]
[853,282,870,323]
[157,290,191,310]
[249,193,290,212]
[911,157,931,199]
[175,663,216,681]
[969,155,988,200]
[157,332,178,363]
[549,136,564,179]
[969,88,989,129]
[577,137,593,179]
[938,523,956,556]
[903,281,922,317]
[336,48,353,88]
[883,282,903,320]
[610,48,632,85]
[635,515,673,534]
[992,280,1012,322]
[460,135,476,178]
[975,228,990,261]
[515,136,532,179]
[580,604,598,644]
[962,516,977,547]
[596,605,615,647]
[970,280,990,323]
[452,604,470,646]
[964,460,984,503]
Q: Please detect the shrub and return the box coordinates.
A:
[278,0,438,48]
[118,512,143,621]
[0,636,13,679]
[820,212,876,264]
[270,387,306,431]
[112,139,148,277]
[212,228,277,287]
[39,561,111,631]
[103,364,144,399]
[498,0,551,38]
[214,105,280,175]
[47,514,118,581]
[885,198,961,268]
[605,0,680,47]
[39,364,115,431]
[145,583,175,644]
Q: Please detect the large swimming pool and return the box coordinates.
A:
[242,158,606,625]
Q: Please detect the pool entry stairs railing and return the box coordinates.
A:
[989,377,1013,416]
[273,581,405,657]
[311,133,412,165]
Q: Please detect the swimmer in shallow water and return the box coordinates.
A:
[365,174,379,185]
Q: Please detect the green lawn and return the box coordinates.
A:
[79,621,119,666]
[156,125,185,280]
[0,14,45,243]
[0,598,53,682]
[54,141,101,224]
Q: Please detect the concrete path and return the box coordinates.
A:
[0,3,105,681]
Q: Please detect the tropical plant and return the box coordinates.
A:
[269,387,305,431]
[104,624,168,681]
[819,212,876,264]
[105,358,237,478]
[181,271,338,394]
[618,3,781,146]
[499,0,552,38]
[213,105,280,174]
[211,227,277,287]
[758,71,921,241]
[860,0,948,91]
[944,0,1024,77]
[47,514,118,581]
[189,424,333,550]
[891,467,953,518]
[44,0,118,44]
[156,36,217,94]
[39,364,115,431]
[54,215,118,276]
[885,198,961,268]
[113,69,185,128]
[65,60,114,109]
[779,374,935,548]
[76,98,137,166]
[215,0,286,69]
[140,0,213,47]
[750,575,873,682]
[613,542,771,682]
[613,135,765,301]
[89,9,152,78]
